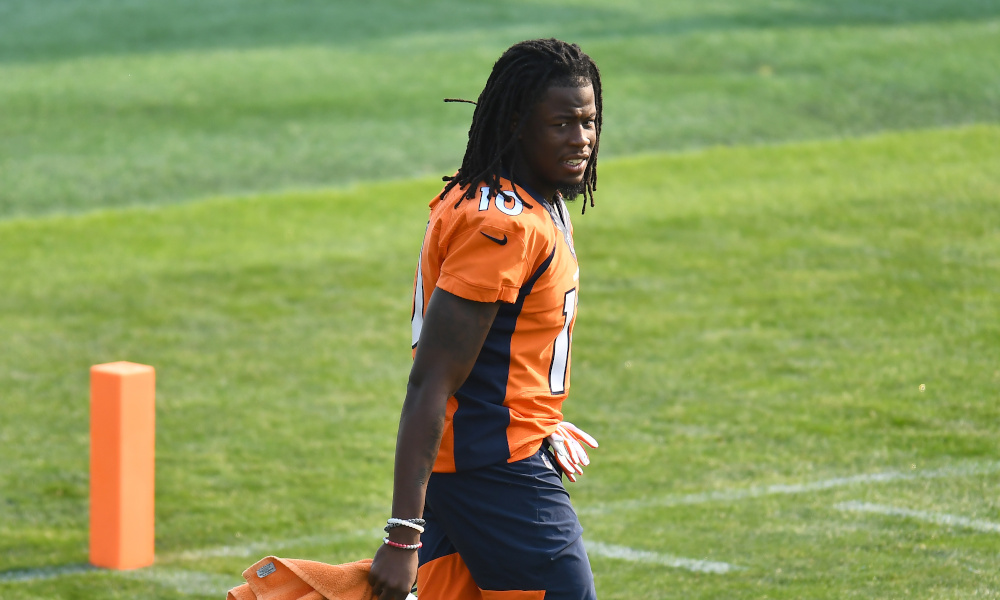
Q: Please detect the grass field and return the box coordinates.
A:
[2,0,999,217]
[2,1,999,599]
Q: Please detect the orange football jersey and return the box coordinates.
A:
[411,177,580,472]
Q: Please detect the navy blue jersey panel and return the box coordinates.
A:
[452,245,557,471]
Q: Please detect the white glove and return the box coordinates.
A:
[546,422,599,482]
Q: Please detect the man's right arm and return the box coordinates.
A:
[368,287,500,600]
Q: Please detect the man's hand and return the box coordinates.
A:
[546,421,599,482]
[368,543,418,600]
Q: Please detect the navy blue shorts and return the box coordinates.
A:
[417,448,597,599]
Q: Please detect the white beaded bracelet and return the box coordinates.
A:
[386,518,425,534]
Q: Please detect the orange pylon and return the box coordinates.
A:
[89,361,156,570]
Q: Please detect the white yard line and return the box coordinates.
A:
[834,501,1000,534]
[162,527,378,561]
[0,564,97,583]
[6,460,997,585]
[119,567,242,596]
[0,529,376,587]
[581,460,1000,515]
[585,541,742,574]
[2,531,741,586]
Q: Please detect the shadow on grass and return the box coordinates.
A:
[1,0,999,63]
[622,0,1000,38]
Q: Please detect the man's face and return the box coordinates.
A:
[513,83,597,202]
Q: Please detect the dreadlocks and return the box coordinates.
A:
[440,38,603,214]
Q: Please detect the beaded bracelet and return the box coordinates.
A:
[385,518,426,533]
[383,537,423,550]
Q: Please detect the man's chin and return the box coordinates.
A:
[558,181,586,202]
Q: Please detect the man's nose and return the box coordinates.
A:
[569,124,591,147]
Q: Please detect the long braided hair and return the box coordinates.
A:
[440,38,603,214]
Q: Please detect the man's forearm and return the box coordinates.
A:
[388,381,448,528]
[384,288,499,539]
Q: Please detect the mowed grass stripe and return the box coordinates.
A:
[2,1,999,217]
[1,125,998,599]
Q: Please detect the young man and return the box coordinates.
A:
[369,39,603,600]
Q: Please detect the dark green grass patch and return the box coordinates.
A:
[1,125,998,598]
[1,0,998,217]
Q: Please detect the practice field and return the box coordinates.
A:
[2,0,1000,217]
[2,125,998,599]
[2,0,1000,599]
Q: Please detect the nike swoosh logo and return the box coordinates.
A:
[481,231,508,245]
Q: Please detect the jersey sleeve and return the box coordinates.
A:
[436,214,532,304]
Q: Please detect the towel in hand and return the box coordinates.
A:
[227,556,373,600]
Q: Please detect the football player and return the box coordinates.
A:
[369,38,604,600]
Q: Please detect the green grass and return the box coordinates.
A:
[3,0,1000,597]
[2,125,998,599]
[2,0,999,217]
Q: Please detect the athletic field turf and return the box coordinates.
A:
[2,1,998,599]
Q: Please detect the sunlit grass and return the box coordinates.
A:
[2,125,998,598]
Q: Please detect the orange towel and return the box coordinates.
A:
[227,556,374,600]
